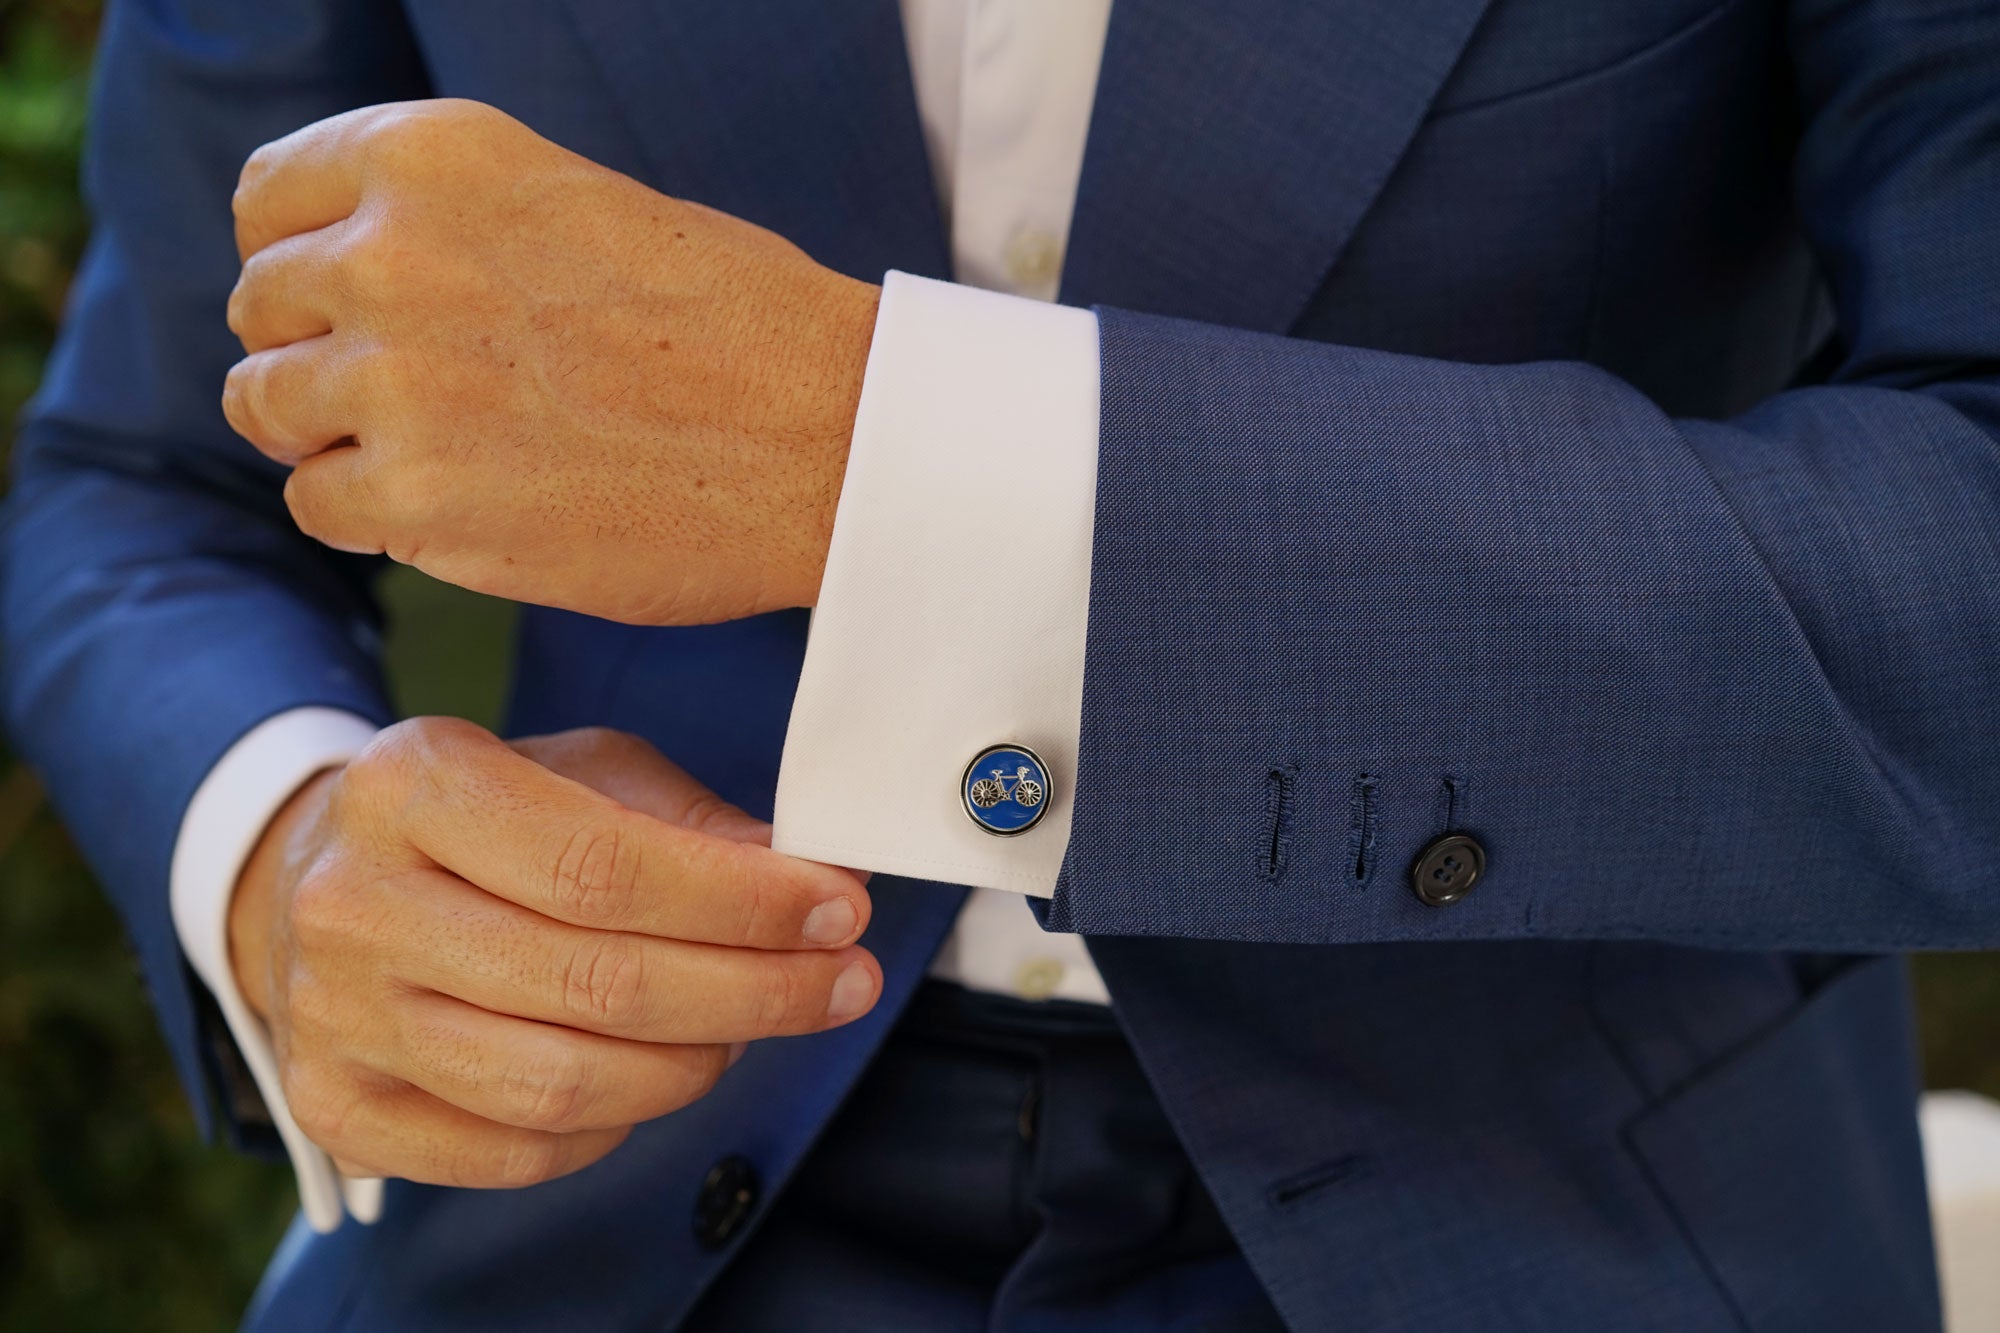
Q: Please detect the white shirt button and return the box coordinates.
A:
[1003,228,1063,294]
[1013,956,1067,1000]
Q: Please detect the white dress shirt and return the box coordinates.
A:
[169,0,1115,1231]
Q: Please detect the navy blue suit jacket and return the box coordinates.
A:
[8,0,1995,1327]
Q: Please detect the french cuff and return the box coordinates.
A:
[169,706,385,1233]
[773,271,1099,897]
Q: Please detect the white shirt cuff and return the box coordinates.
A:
[773,271,1099,897]
[169,706,384,1233]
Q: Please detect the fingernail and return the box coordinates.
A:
[726,1041,747,1068]
[826,961,875,1023]
[802,897,858,946]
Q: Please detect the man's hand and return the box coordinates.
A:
[221,99,879,625]
[227,718,879,1189]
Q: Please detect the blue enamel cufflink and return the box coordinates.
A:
[962,744,1052,836]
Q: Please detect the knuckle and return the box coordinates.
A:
[363,101,514,194]
[287,863,359,952]
[430,97,494,125]
[676,1047,729,1106]
[235,242,276,295]
[239,139,277,183]
[280,466,316,531]
[499,1048,592,1132]
[220,368,251,438]
[549,820,638,925]
[493,1132,566,1189]
[400,714,488,770]
[367,103,483,175]
[361,105,431,158]
[282,1063,358,1150]
[754,960,809,1035]
[340,215,401,293]
[409,713,489,748]
[426,98,510,146]
[225,281,252,342]
[287,981,352,1054]
[561,934,649,1031]
[340,730,394,787]
[353,717,480,799]
[345,717,494,834]
[649,1059,720,1119]
[223,357,274,439]
[729,871,777,948]
[678,789,742,840]
[233,146,276,218]
[343,725,420,801]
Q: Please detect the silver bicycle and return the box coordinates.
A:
[968,765,1044,810]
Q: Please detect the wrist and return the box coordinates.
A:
[793,274,880,608]
[228,766,340,1024]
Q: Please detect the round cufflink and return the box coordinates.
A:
[962,743,1053,836]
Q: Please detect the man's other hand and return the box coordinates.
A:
[226,718,879,1189]
[222,99,880,626]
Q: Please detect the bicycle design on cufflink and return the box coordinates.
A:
[968,765,1045,810]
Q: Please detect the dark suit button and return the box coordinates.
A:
[693,1154,760,1249]
[1411,834,1485,906]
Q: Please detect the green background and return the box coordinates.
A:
[1,4,1994,1329]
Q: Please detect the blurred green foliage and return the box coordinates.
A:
[0,0,95,432]
[0,2,1992,1330]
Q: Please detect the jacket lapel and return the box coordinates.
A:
[556,0,1491,328]
[1061,0,1497,332]
[553,0,950,284]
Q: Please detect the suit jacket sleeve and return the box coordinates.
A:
[0,0,428,1137]
[1046,0,2000,952]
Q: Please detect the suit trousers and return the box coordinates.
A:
[682,982,1287,1331]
